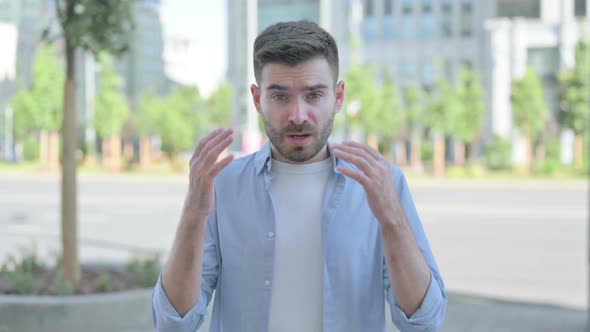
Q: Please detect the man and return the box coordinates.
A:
[152,20,447,332]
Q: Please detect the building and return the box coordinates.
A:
[227,0,589,163]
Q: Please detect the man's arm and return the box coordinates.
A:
[332,141,446,326]
[161,128,234,316]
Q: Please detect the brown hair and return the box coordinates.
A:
[253,20,339,84]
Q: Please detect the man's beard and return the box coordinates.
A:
[262,114,335,163]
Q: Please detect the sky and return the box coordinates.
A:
[160,0,227,96]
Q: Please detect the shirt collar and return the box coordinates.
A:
[254,140,345,175]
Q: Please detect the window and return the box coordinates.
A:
[401,0,415,41]
[363,17,378,42]
[497,0,540,19]
[420,12,435,40]
[420,58,434,84]
[384,0,393,15]
[460,0,473,37]
[399,59,417,81]
[383,15,395,40]
[575,0,586,17]
[364,0,374,16]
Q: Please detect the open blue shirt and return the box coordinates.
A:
[152,142,447,332]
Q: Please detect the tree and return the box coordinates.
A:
[51,0,133,284]
[558,38,590,169]
[93,53,130,171]
[207,83,233,128]
[511,67,547,174]
[11,44,64,168]
[423,79,460,176]
[403,86,426,171]
[136,90,162,169]
[158,87,201,159]
[364,72,405,159]
[340,64,370,139]
[452,67,486,166]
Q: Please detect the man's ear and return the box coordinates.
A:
[335,80,345,113]
[250,84,262,113]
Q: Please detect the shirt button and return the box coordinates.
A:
[267,232,274,238]
[264,280,271,287]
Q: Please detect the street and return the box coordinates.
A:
[0,173,587,314]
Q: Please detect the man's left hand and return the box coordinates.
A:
[332,141,399,226]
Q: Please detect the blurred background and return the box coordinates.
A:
[0,0,588,331]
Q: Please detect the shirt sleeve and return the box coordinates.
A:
[384,168,448,332]
[151,206,221,332]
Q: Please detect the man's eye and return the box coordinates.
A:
[308,92,322,100]
[273,94,287,101]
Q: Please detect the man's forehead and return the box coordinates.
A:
[260,58,334,88]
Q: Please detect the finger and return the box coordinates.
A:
[210,154,234,177]
[200,128,233,160]
[342,141,383,161]
[204,133,234,166]
[332,147,374,176]
[192,128,225,162]
[338,165,369,187]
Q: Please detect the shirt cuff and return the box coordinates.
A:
[387,272,448,331]
[152,274,208,332]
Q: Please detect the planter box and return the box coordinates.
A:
[0,289,152,332]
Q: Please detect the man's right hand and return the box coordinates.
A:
[184,128,234,223]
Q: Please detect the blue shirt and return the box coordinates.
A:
[152,142,447,332]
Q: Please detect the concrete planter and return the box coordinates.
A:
[0,289,152,332]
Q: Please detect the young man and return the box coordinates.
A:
[152,20,447,332]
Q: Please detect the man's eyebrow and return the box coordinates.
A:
[305,84,328,91]
[266,84,288,91]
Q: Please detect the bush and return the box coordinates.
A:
[22,136,40,161]
[420,141,434,165]
[127,255,161,288]
[486,135,512,170]
[7,271,39,294]
[95,272,113,293]
[48,273,74,296]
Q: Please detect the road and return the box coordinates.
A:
[0,173,587,312]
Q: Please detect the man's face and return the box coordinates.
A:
[251,57,345,164]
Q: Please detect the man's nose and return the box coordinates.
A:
[288,98,309,125]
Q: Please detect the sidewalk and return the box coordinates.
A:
[438,292,586,332]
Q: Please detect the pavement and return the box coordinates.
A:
[0,173,587,331]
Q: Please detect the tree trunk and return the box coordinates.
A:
[433,133,445,177]
[40,130,49,167]
[468,141,477,166]
[61,41,80,285]
[140,136,151,170]
[523,134,532,176]
[394,139,407,166]
[49,131,60,170]
[410,134,423,172]
[574,135,583,169]
[367,133,379,151]
[111,134,122,172]
[454,140,465,167]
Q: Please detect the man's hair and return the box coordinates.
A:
[253,20,339,84]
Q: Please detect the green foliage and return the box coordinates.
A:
[127,255,161,288]
[94,272,113,292]
[403,86,426,137]
[453,67,486,143]
[1,246,45,295]
[93,53,130,139]
[511,67,547,140]
[485,135,512,170]
[7,271,39,294]
[421,140,434,165]
[341,64,370,131]
[159,87,202,157]
[22,135,40,161]
[49,272,75,296]
[423,79,460,134]
[11,44,64,139]
[558,38,590,136]
[534,137,562,176]
[53,0,134,57]
[136,90,162,137]
[207,83,233,128]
